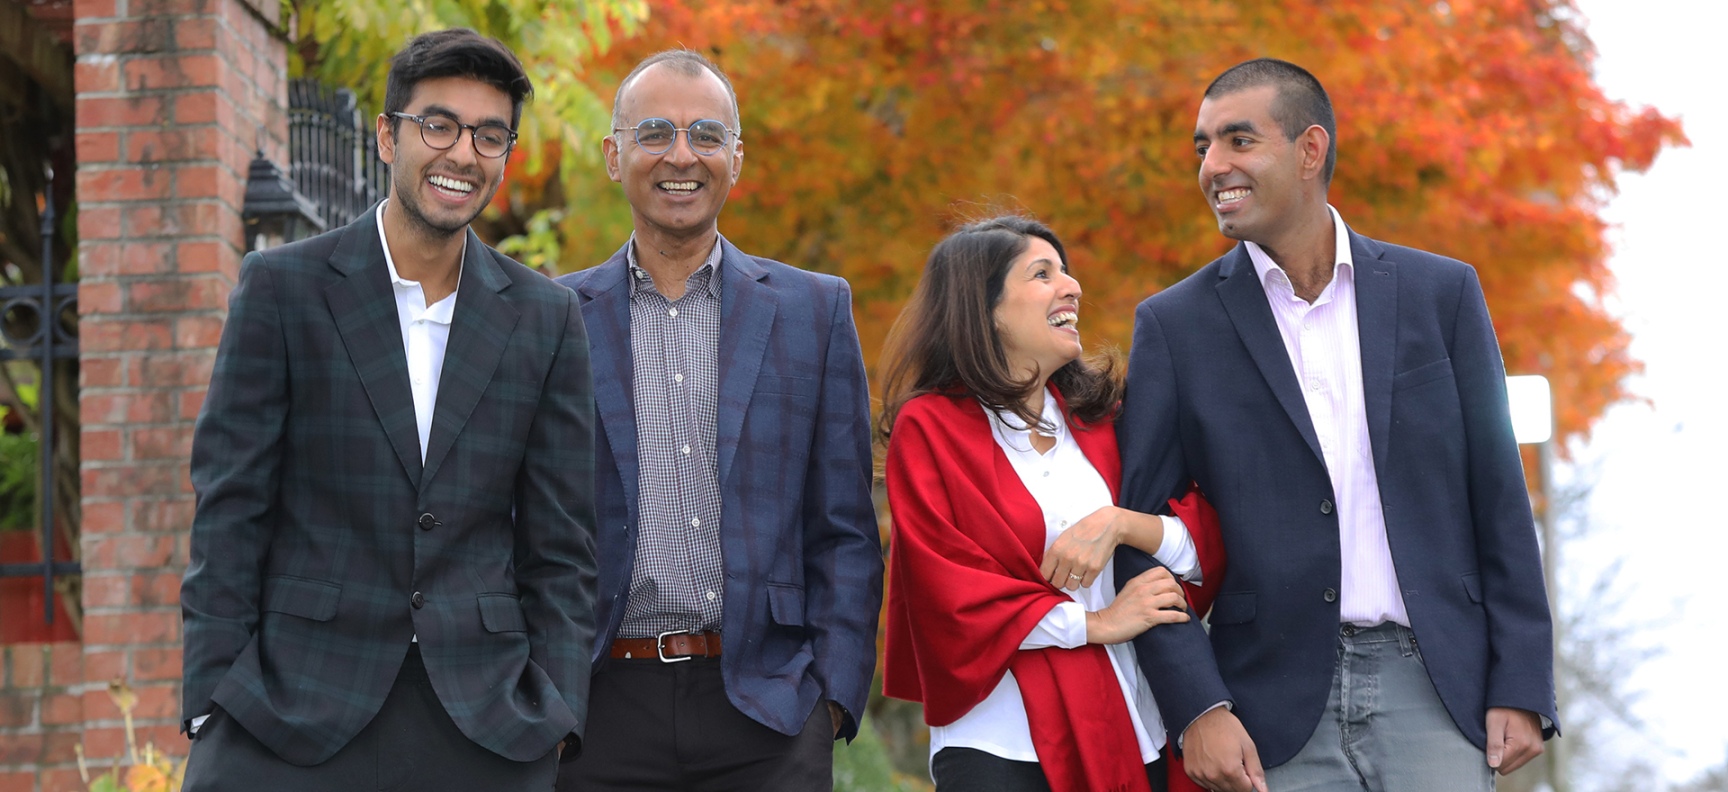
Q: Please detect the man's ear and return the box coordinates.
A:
[377,114,397,166]
[730,138,743,183]
[1300,124,1330,182]
[602,134,622,183]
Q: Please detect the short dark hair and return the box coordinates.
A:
[384,29,533,130]
[1205,58,1337,184]
[877,215,1122,444]
[611,49,741,132]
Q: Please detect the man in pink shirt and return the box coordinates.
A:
[1116,58,1558,792]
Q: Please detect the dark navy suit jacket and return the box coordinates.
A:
[554,238,883,739]
[1117,229,1559,768]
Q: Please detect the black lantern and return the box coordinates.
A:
[241,150,326,251]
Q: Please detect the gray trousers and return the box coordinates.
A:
[1265,623,1493,792]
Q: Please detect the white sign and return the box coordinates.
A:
[1506,375,1553,445]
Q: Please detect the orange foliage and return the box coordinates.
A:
[490,0,1683,445]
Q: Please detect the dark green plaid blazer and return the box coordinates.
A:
[181,206,598,765]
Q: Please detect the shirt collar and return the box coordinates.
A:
[1245,204,1353,299]
[986,386,1066,442]
[626,233,725,299]
[377,198,462,323]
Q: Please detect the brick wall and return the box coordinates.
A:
[0,645,85,792]
[0,0,291,786]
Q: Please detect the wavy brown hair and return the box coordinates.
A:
[877,215,1123,444]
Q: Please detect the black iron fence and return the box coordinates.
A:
[0,165,79,626]
[287,79,390,232]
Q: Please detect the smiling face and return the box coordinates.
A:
[376,75,513,238]
[1194,85,1328,249]
[993,236,1083,383]
[604,63,742,241]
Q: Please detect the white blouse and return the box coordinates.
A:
[928,388,1200,767]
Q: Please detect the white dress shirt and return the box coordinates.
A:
[377,199,461,464]
[928,388,1200,767]
[1244,206,1408,627]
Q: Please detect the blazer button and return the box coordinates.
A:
[1323,588,1338,603]
[411,591,426,609]
[418,513,439,531]
[1319,499,1334,515]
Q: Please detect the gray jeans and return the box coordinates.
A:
[1265,623,1492,792]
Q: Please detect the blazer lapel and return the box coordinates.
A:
[421,230,519,489]
[325,206,423,485]
[1351,231,1397,473]
[715,239,776,489]
[575,246,643,517]
[1215,245,1326,465]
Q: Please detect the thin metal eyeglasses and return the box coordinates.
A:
[389,112,518,158]
[613,118,739,156]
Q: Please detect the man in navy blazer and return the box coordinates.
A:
[1117,59,1558,792]
[553,49,882,791]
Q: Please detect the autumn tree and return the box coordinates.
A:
[488,0,1681,448]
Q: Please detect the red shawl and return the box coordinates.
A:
[884,392,1223,792]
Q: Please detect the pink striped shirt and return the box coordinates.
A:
[1244,207,1409,628]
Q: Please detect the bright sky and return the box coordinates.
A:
[1562,0,1728,783]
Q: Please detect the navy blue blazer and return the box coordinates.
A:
[553,238,883,740]
[1116,229,1558,768]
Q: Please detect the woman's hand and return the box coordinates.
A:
[1085,566,1190,644]
[1041,506,1164,591]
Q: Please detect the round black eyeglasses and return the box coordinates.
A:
[390,112,518,159]
[613,118,739,156]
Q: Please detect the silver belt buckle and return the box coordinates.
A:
[656,629,695,663]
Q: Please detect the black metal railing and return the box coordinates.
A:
[287,79,390,232]
[0,164,79,624]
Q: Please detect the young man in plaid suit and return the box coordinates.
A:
[180,29,598,790]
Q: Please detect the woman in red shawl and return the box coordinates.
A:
[879,217,1224,792]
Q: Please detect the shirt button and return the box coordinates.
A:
[674,373,684,383]
[1320,499,1334,515]
[681,444,691,455]
[1323,588,1338,603]
[668,307,679,317]
[706,591,717,601]
[1059,520,1068,528]
[690,517,701,528]
[411,591,426,609]
[1042,470,1050,477]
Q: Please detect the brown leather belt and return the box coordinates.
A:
[610,630,722,662]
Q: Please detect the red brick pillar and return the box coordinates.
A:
[71,0,287,782]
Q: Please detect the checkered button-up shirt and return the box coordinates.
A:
[618,238,726,639]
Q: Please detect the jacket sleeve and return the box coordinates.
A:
[882,404,1073,726]
[1450,268,1559,735]
[799,280,885,741]
[513,287,601,750]
[181,253,288,731]
[1116,299,1234,743]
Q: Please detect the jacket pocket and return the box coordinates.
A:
[1392,358,1455,391]
[767,583,805,627]
[1209,592,1257,625]
[1461,573,1484,604]
[756,375,814,396]
[261,576,341,622]
[478,593,528,633]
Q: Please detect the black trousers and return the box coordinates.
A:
[556,656,833,792]
[931,746,1168,792]
[181,645,558,792]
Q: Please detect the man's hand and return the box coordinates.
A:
[1183,707,1267,792]
[828,701,844,739]
[1486,707,1543,775]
